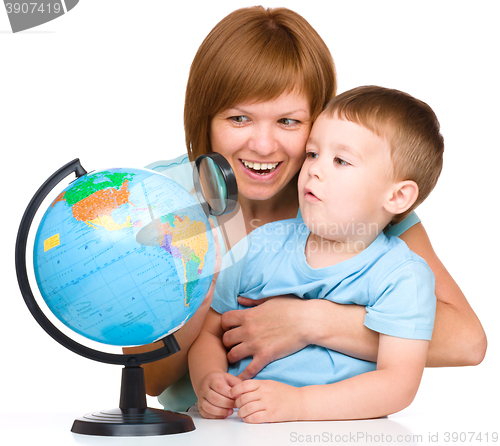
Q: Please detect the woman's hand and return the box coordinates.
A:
[221,297,380,380]
[221,296,310,380]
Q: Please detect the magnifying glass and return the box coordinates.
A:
[136,152,238,249]
[193,152,238,217]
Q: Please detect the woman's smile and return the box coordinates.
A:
[239,159,282,179]
[240,159,280,174]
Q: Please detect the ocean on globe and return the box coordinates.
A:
[33,167,216,346]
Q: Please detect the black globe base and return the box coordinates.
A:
[70,362,195,437]
[71,408,195,437]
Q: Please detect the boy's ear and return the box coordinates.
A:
[383,180,419,216]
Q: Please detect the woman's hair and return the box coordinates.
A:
[184,6,336,161]
[325,86,444,224]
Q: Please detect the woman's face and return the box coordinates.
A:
[210,90,311,203]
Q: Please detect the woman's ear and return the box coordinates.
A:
[383,180,419,216]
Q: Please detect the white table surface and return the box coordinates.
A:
[1,402,497,446]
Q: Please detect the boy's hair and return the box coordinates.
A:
[184,6,336,161]
[324,86,444,223]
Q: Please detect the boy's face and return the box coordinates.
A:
[298,114,396,241]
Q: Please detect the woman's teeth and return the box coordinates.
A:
[242,160,279,174]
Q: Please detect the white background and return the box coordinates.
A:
[1,1,499,444]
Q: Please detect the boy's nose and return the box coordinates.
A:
[307,159,323,179]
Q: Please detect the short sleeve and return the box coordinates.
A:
[384,212,420,237]
[364,260,436,340]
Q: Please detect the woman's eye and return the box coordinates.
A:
[229,116,249,124]
[334,157,349,166]
[279,118,299,126]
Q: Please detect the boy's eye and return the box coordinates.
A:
[306,152,318,159]
[334,157,349,166]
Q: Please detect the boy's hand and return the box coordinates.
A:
[230,380,300,423]
[197,372,242,419]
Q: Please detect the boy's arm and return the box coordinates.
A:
[189,308,226,385]
[188,307,242,418]
[300,335,429,420]
[232,334,429,423]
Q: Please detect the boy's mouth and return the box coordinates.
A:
[241,159,280,175]
[304,187,320,201]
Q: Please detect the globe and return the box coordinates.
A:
[33,167,216,347]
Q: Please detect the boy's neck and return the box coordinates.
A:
[239,181,300,233]
[304,230,382,269]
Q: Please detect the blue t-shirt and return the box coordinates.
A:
[212,217,436,387]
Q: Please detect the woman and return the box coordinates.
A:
[126,6,486,411]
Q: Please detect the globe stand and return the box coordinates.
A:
[71,360,195,436]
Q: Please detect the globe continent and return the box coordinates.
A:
[33,167,215,346]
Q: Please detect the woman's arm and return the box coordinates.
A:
[399,222,487,366]
[222,222,486,375]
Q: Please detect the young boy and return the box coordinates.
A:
[188,86,444,423]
